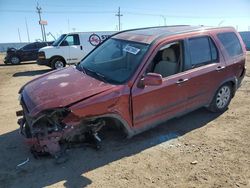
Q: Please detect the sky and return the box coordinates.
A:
[0,0,249,43]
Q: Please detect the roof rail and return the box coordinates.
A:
[110,25,192,37]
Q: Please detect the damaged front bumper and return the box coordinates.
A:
[16,99,105,159]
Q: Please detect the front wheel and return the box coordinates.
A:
[10,56,20,65]
[208,83,233,112]
[51,58,65,70]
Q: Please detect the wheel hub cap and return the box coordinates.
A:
[55,61,64,69]
[216,86,230,109]
[11,57,19,64]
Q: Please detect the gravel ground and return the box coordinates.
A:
[0,53,249,188]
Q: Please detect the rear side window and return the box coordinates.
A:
[188,36,218,67]
[22,43,37,50]
[217,32,243,57]
[239,32,250,42]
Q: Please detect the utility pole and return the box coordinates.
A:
[218,20,225,26]
[25,18,30,42]
[160,15,166,26]
[115,7,123,31]
[18,28,22,43]
[36,3,45,41]
[68,19,70,32]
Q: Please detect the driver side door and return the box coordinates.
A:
[61,34,82,64]
[132,40,189,128]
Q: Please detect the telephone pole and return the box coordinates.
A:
[115,7,123,31]
[18,28,22,43]
[36,3,46,41]
[160,15,166,26]
[25,18,30,42]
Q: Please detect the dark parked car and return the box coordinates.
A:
[239,31,250,51]
[17,26,246,159]
[4,41,53,65]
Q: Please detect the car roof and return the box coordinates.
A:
[112,25,234,44]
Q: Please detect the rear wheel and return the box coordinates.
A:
[10,56,20,65]
[208,83,232,112]
[51,58,65,69]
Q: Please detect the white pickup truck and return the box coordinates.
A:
[37,31,116,69]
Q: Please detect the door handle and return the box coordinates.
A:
[80,45,83,50]
[176,78,189,84]
[216,66,225,71]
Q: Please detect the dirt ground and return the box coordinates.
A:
[0,53,249,188]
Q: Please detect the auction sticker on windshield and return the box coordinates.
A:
[123,45,140,55]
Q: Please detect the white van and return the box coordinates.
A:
[37,31,116,69]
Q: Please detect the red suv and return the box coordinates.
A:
[17,26,246,158]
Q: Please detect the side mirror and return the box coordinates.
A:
[140,73,162,87]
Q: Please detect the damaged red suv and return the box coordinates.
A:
[17,26,246,159]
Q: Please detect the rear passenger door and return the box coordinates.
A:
[183,36,227,109]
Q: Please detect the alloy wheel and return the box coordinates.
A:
[54,60,64,69]
[216,85,231,109]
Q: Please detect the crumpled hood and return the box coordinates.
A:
[21,66,115,116]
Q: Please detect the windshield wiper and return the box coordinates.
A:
[76,64,114,83]
[82,66,108,83]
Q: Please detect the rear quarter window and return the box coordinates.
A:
[217,32,243,57]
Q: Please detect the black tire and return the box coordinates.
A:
[208,83,233,112]
[51,57,65,70]
[10,56,20,65]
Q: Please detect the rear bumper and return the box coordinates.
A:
[37,58,50,66]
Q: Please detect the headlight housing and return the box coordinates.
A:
[38,51,46,59]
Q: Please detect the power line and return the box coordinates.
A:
[44,10,115,14]
[0,9,249,19]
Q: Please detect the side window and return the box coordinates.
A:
[188,36,218,68]
[73,34,80,45]
[149,41,183,78]
[63,34,80,46]
[217,32,243,57]
[22,43,36,50]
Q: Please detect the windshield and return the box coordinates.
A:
[52,34,66,46]
[77,38,149,84]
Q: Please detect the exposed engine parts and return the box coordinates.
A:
[17,108,105,162]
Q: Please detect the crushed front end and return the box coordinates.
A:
[16,94,105,160]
